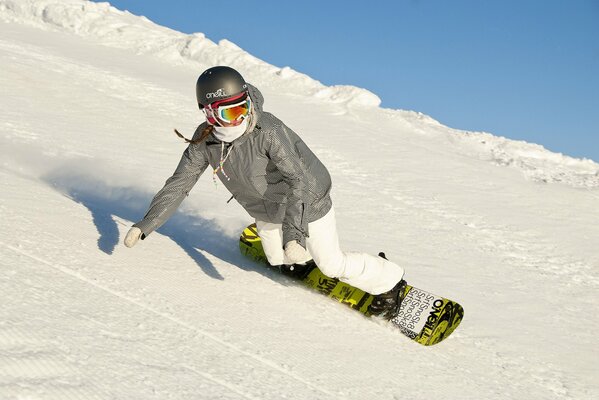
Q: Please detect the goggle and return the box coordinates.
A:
[202,92,251,126]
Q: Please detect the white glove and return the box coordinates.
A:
[284,240,309,264]
[124,227,143,248]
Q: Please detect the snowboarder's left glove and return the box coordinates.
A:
[284,240,310,264]
[124,227,143,248]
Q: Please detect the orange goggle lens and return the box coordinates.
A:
[218,98,251,123]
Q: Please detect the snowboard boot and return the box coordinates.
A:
[367,252,408,319]
[368,279,407,319]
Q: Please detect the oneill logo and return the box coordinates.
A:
[423,299,445,332]
[206,88,228,99]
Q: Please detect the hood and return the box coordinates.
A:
[247,82,264,114]
[243,82,263,133]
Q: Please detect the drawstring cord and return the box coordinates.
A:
[173,128,235,189]
[213,141,233,186]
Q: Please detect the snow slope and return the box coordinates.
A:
[1,1,598,399]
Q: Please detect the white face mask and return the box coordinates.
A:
[212,118,249,143]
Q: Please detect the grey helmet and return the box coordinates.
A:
[195,66,248,108]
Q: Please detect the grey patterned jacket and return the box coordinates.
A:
[134,84,332,247]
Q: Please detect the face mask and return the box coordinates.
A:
[212,118,249,143]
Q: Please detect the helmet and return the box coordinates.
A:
[196,66,248,109]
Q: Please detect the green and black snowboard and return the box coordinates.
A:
[240,223,464,346]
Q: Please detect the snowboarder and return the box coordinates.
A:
[124,66,406,318]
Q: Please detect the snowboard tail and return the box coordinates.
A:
[240,223,463,346]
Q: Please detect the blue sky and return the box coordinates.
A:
[97,0,598,162]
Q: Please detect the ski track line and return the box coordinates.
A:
[180,363,262,400]
[1,268,260,400]
[121,337,265,400]
[1,241,340,399]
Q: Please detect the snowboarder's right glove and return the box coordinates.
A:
[124,227,143,248]
[284,240,310,264]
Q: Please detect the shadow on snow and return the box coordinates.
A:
[41,169,278,283]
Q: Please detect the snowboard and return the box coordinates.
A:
[239,223,464,346]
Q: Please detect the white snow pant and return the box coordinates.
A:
[255,207,404,295]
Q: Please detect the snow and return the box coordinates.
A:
[1,0,598,399]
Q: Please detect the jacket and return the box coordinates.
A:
[134,83,333,247]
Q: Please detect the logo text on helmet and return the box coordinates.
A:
[206,88,228,99]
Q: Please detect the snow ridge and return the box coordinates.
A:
[0,0,380,108]
[395,110,599,188]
